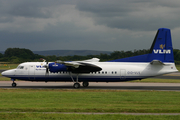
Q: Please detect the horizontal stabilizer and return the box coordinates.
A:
[150,60,165,65]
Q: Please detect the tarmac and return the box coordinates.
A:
[0,81,180,91]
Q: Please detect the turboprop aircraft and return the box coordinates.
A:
[1,28,178,88]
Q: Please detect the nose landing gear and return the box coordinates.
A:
[11,79,17,87]
[12,82,17,87]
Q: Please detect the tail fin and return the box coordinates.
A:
[148,28,174,62]
[109,28,175,63]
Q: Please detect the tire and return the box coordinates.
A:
[73,83,80,89]
[82,82,89,87]
[12,83,17,87]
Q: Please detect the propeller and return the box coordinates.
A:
[46,62,49,74]
[42,59,49,75]
[40,59,49,75]
[45,61,49,75]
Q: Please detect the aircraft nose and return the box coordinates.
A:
[1,69,15,77]
[1,71,7,76]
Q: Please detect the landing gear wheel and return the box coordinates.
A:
[12,83,17,87]
[73,83,80,89]
[82,82,89,87]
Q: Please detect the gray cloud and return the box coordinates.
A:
[0,0,180,52]
[8,3,51,18]
[76,0,180,30]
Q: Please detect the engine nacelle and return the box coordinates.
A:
[48,63,67,73]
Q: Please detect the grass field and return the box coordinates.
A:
[0,113,180,120]
[175,65,180,71]
[0,89,180,113]
[0,63,17,70]
[131,78,180,83]
[0,89,180,119]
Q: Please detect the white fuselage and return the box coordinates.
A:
[2,62,178,82]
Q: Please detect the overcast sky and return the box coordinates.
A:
[0,0,180,52]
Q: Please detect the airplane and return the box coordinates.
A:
[1,28,178,88]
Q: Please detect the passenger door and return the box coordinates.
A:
[28,65,35,80]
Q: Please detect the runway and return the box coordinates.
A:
[1,81,180,91]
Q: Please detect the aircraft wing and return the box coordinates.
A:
[56,58,102,73]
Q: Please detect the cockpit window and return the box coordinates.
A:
[17,66,24,69]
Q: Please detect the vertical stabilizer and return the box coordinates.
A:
[148,28,174,62]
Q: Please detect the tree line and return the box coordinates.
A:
[1,48,180,64]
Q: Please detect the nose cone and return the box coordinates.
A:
[1,69,15,77]
[1,71,8,76]
[1,71,5,76]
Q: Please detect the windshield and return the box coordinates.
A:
[17,66,24,69]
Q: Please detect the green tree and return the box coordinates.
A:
[0,53,3,58]
[4,48,35,60]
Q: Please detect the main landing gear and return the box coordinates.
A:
[73,82,89,88]
[11,79,17,87]
[69,73,89,89]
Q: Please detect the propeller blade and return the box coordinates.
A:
[45,61,49,75]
